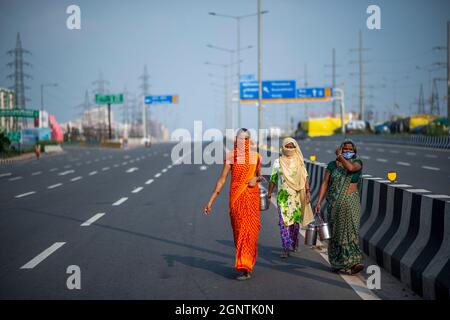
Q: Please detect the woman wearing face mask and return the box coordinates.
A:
[268,137,314,258]
[204,128,262,281]
[315,139,364,275]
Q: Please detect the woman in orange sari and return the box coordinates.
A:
[204,128,262,281]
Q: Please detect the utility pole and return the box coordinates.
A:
[430,78,440,115]
[350,30,370,121]
[418,84,425,114]
[304,63,308,119]
[257,0,263,151]
[139,65,151,139]
[92,70,110,140]
[324,48,340,117]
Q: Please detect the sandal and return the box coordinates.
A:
[350,264,364,275]
[236,272,252,281]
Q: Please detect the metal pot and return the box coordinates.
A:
[315,215,331,241]
[259,188,269,211]
[304,224,317,246]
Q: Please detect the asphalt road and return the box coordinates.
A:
[295,138,450,196]
[0,143,419,299]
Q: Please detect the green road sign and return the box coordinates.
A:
[7,131,21,142]
[0,109,39,118]
[95,94,124,104]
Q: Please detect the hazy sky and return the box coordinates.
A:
[0,0,449,134]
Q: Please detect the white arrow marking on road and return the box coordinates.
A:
[58,170,75,176]
[145,179,154,185]
[71,176,82,182]
[15,191,36,198]
[154,173,162,178]
[132,187,143,193]
[20,242,66,269]
[0,173,12,178]
[48,183,63,189]
[422,166,440,171]
[113,197,128,206]
[396,162,411,166]
[126,167,139,173]
[200,165,207,171]
[89,171,98,176]
[81,213,105,227]
[9,176,23,181]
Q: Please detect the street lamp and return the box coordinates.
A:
[208,10,268,129]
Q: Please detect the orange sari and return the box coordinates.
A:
[226,142,261,273]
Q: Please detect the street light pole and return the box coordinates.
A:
[257,0,263,152]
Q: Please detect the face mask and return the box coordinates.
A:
[343,151,355,160]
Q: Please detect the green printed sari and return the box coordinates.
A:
[325,159,363,272]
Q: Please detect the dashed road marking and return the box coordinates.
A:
[199,165,208,171]
[376,158,388,163]
[422,166,440,171]
[20,242,66,269]
[0,173,12,178]
[48,183,63,189]
[102,167,110,171]
[360,156,370,160]
[145,179,154,185]
[71,176,82,182]
[406,152,416,156]
[58,170,75,176]
[155,173,162,178]
[132,187,143,193]
[50,168,58,172]
[397,162,411,166]
[9,176,23,181]
[162,168,168,173]
[113,197,128,206]
[15,191,36,198]
[81,213,105,227]
[89,171,98,176]
[425,154,438,158]
[126,167,138,173]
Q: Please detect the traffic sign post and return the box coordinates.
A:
[95,94,124,140]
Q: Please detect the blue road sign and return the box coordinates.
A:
[240,80,297,100]
[297,87,333,98]
[144,95,178,105]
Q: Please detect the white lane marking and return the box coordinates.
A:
[15,191,36,198]
[113,164,119,168]
[122,161,128,165]
[20,242,66,269]
[89,171,98,176]
[145,179,154,185]
[264,183,379,300]
[48,183,63,189]
[406,152,416,156]
[154,173,162,178]
[376,158,388,163]
[126,167,138,173]
[425,154,438,158]
[132,187,143,193]
[199,165,207,171]
[162,168,168,173]
[167,165,172,169]
[9,176,23,181]
[32,171,42,176]
[406,189,431,193]
[425,194,450,199]
[113,197,128,206]
[396,162,411,166]
[102,166,110,171]
[58,170,75,176]
[0,172,12,178]
[129,160,135,164]
[360,156,371,160]
[70,176,82,182]
[50,168,58,172]
[422,166,440,171]
[81,213,105,227]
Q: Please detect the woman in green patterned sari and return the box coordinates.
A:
[315,140,364,275]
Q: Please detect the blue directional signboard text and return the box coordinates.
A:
[297,87,333,98]
[144,95,178,105]
[240,80,297,100]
